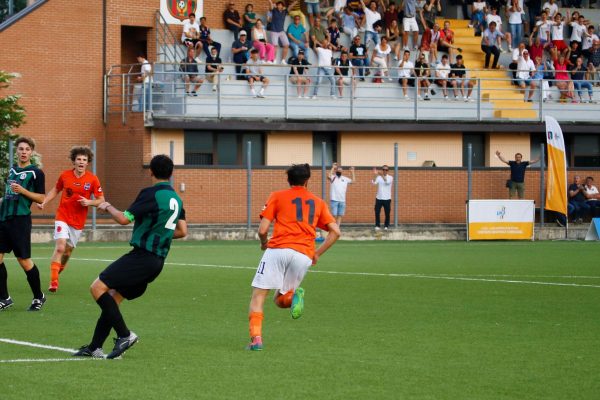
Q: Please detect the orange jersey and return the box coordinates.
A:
[55,170,103,230]
[260,186,335,259]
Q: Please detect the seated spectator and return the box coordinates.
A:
[421,0,441,30]
[542,0,558,19]
[328,19,344,52]
[551,49,575,101]
[567,41,582,69]
[242,4,258,35]
[334,51,356,97]
[397,49,416,100]
[485,6,512,52]
[532,11,551,47]
[402,0,420,51]
[509,42,527,83]
[224,2,243,40]
[439,21,462,62]
[252,20,276,63]
[199,17,222,59]
[205,46,224,92]
[288,15,309,58]
[568,175,592,223]
[587,40,600,86]
[583,176,600,217]
[371,36,392,81]
[312,38,336,99]
[550,13,568,58]
[481,22,504,69]
[232,30,251,79]
[450,54,476,101]
[532,56,551,102]
[181,13,202,58]
[310,15,330,48]
[361,0,382,47]
[267,0,293,64]
[419,13,440,65]
[469,0,486,34]
[570,57,594,103]
[528,35,544,66]
[341,6,360,40]
[244,49,270,98]
[414,53,432,100]
[289,50,312,98]
[515,49,537,102]
[287,0,306,29]
[349,35,370,81]
[434,54,454,100]
[180,47,204,96]
[582,26,599,63]
[386,20,402,60]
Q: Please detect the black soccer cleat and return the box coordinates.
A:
[27,294,46,311]
[73,345,106,358]
[0,296,14,311]
[106,331,138,359]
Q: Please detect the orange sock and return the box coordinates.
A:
[275,290,293,308]
[249,311,264,338]
[50,262,61,282]
[59,264,66,274]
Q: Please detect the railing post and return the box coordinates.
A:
[538,79,544,122]
[142,80,147,122]
[350,74,354,120]
[321,141,327,200]
[394,142,398,228]
[413,81,418,120]
[103,75,107,124]
[284,68,288,119]
[476,78,481,121]
[539,142,545,230]
[467,143,472,202]
[121,75,126,125]
[91,139,97,233]
[247,141,252,230]
[217,72,221,118]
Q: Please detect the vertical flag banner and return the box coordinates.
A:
[544,116,567,216]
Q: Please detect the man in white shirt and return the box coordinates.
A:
[583,176,600,217]
[398,49,415,100]
[361,0,382,47]
[181,13,202,58]
[311,39,336,98]
[541,0,558,19]
[533,11,551,44]
[244,49,270,98]
[570,15,588,48]
[434,54,454,99]
[372,165,393,230]
[515,50,537,102]
[329,163,355,226]
[485,6,512,52]
[136,54,152,112]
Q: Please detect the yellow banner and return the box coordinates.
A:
[545,116,568,216]
[468,222,534,240]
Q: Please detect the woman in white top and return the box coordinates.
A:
[252,19,275,63]
[371,36,392,80]
[469,0,486,33]
[507,0,524,50]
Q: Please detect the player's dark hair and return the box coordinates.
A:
[70,146,94,163]
[586,176,594,181]
[287,163,311,186]
[150,154,174,180]
[15,136,35,150]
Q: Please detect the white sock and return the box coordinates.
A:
[259,88,265,95]
[250,88,256,96]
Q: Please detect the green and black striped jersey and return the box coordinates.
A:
[0,165,45,221]
[123,182,185,258]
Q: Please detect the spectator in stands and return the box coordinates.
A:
[450,54,476,101]
[329,163,355,226]
[232,30,251,79]
[568,175,591,223]
[289,50,312,97]
[509,42,527,83]
[334,51,356,97]
[570,57,594,103]
[419,14,440,64]
[582,26,599,63]
[485,6,512,52]
[180,47,204,96]
[341,6,360,39]
[349,35,370,80]
[136,53,152,112]
[528,35,544,65]
[532,55,551,102]
[434,54,454,100]
[550,13,568,58]
[311,38,337,99]
[205,46,224,92]
[541,0,558,19]
[481,22,504,69]
[224,2,243,40]
[268,0,293,64]
[533,11,551,47]
[398,49,416,100]
[507,0,524,51]
[402,0,419,51]
[288,15,309,58]
[372,165,393,230]
[328,19,344,52]
[371,36,393,81]
[588,40,600,86]
[387,19,403,60]
[242,4,258,35]
[567,41,582,68]
[496,151,540,199]
[199,17,222,59]
[310,15,330,47]
[252,19,276,63]
[515,49,538,102]
[414,53,432,100]
[583,176,600,217]
[383,1,400,30]
[244,49,270,98]
[569,13,589,50]
[439,21,462,62]
[181,13,202,58]
[305,0,320,27]
[551,49,575,101]
[469,0,486,34]
[326,0,347,25]
[288,0,307,28]
[360,0,382,47]
[421,0,441,29]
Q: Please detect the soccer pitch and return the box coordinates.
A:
[1,241,598,399]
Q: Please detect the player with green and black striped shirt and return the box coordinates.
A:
[0,137,46,312]
[73,155,187,359]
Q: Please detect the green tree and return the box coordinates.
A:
[1,70,27,197]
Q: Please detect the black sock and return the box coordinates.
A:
[0,262,8,299]
[89,312,112,350]
[25,265,43,299]
[96,292,130,338]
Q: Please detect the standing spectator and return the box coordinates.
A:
[439,21,462,62]
[288,15,309,58]
[450,55,476,101]
[401,0,420,51]
[434,54,454,100]
[582,26,599,63]
[541,0,558,19]
[334,51,356,97]
[486,6,512,52]
[507,0,524,51]
[326,0,348,24]
[224,2,243,40]
[414,53,432,100]
[570,57,594,103]
[528,35,544,64]
[349,35,370,80]
[341,6,360,40]
[180,47,205,96]
[181,13,202,58]
[419,13,440,64]
[136,53,152,112]
[469,0,486,34]
[569,13,589,50]
[361,0,382,47]
[252,19,276,63]
[372,165,393,231]
[515,49,537,102]
[568,176,592,223]
[550,13,568,58]
[329,163,355,226]
[371,36,393,81]
[289,50,312,97]
[199,17,222,59]
[205,46,224,92]
[398,49,416,99]
[268,0,294,64]
[387,19,403,60]
[328,19,344,52]
[533,11,551,46]
[481,21,504,69]
[243,3,258,35]
[311,39,337,99]
[421,0,441,29]
[310,15,330,47]
[383,1,400,30]
[587,40,600,86]
[583,177,600,217]
[305,0,320,27]
[495,151,540,199]
[232,30,251,79]
[244,49,270,98]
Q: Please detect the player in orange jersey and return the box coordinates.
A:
[247,163,340,351]
[38,146,104,292]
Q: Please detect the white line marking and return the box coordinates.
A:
[0,358,100,363]
[0,338,77,354]
[71,258,600,289]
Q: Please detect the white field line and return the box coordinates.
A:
[0,358,100,363]
[0,338,77,354]
[71,258,600,289]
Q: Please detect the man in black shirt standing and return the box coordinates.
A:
[496,150,540,199]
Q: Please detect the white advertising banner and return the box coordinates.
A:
[160,0,204,24]
[467,200,535,240]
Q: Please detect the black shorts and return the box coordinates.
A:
[99,247,165,300]
[398,77,415,87]
[247,75,266,82]
[0,215,32,259]
[183,38,201,46]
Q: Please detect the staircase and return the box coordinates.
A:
[441,19,537,119]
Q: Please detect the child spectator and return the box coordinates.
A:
[181,13,202,58]
[434,54,453,100]
[244,49,270,98]
[450,55,476,101]
[328,19,343,52]
[289,50,312,98]
[414,53,432,100]
[199,17,222,59]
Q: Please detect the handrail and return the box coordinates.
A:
[0,0,47,32]
[155,10,186,64]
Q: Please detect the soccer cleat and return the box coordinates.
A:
[49,280,59,293]
[246,336,263,351]
[0,297,14,311]
[291,287,305,319]
[106,331,138,359]
[73,345,106,358]
[27,294,46,311]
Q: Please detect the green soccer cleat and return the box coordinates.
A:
[291,287,305,319]
[246,336,263,351]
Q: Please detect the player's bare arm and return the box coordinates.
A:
[258,217,272,250]
[173,219,188,239]
[77,195,106,208]
[312,222,341,265]
[37,187,60,209]
[9,182,45,204]
[98,202,131,225]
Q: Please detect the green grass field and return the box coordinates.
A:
[1,241,599,399]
